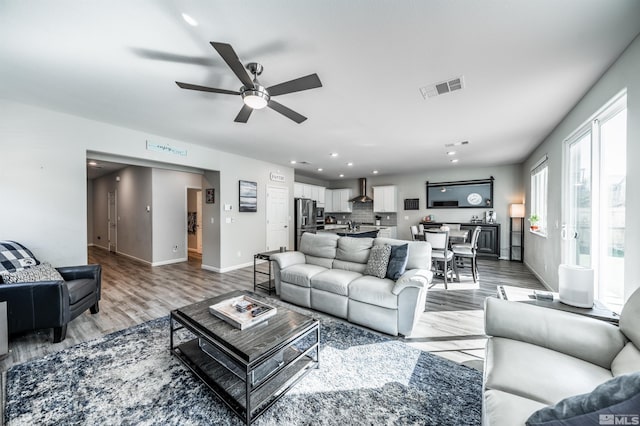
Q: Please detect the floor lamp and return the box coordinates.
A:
[509,204,525,262]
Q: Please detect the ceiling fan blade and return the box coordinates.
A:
[266,74,322,97]
[234,104,253,123]
[175,82,240,96]
[268,100,307,123]
[210,42,254,88]
[131,48,217,66]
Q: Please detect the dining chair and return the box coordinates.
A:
[418,224,425,234]
[452,226,482,283]
[424,230,458,288]
[410,225,420,241]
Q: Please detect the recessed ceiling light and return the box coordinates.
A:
[447,151,456,156]
[290,160,296,164]
[339,174,344,178]
[372,170,379,174]
[451,159,459,163]
[330,153,339,157]
[181,13,198,26]
[347,162,353,166]
[317,168,323,172]
[88,161,98,166]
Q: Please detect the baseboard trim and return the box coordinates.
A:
[116,251,153,265]
[523,261,553,291]
[202,260,256,273]
[152,258,188,267]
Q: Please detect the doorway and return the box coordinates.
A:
[187,188,203,259]
[266,186,290,251]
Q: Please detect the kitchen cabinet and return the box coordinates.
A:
[293,183,326,207]
[328,188,352,213]
[324,189,333,212]
[373,185,397,212]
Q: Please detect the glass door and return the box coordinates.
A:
[564,132,592,268]
[562,93,626,308]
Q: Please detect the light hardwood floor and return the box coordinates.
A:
[0,247,544,372]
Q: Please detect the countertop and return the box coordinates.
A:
[319,225,391,235]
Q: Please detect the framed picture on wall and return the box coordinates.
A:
[205,188,215,204]
[239,180,257,212]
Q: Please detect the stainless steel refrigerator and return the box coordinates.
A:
[295,198,317,250]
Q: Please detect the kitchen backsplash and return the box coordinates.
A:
[327,202,397,226]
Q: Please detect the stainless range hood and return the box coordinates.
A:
[349,178,373,203]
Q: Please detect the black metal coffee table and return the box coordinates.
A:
[170,290,320,425]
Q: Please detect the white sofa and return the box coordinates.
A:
[270,232,433,336]
[482,288,640,425]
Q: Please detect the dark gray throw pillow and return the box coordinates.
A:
[364,245,391,279]
[386,243,409,280]
[526,372,640,426]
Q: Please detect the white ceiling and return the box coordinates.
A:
[1,1,639,180]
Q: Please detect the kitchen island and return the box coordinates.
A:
[319,225,389,238]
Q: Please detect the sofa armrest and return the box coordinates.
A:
[0,281,70,334]
[270,252,306,270]
[57,264,102,300]
[392,269,433,295]
[484,297,626,369]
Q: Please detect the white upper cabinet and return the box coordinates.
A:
[324,189,333,211]
[293,182,326,207]
[328,188,352,212]
[373,185,398,212]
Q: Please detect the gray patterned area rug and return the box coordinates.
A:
[5,316,482,425]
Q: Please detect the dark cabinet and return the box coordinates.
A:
[420,222,500,259]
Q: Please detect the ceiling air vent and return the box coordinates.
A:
[419,76,464,100]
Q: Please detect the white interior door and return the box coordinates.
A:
[108,190,117,252]
[266,186,289,251]
[196,190,203,253]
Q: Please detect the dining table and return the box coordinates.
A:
[424,228,469,246]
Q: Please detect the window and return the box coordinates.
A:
[530,156,548,236]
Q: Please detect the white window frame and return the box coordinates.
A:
[530,155,548,237]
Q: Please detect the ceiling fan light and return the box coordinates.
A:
[242,85,270,109]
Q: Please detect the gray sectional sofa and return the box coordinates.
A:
[483,288,640,425]
[270,232,433,336]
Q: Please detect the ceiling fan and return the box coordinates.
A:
[175,42,322,123]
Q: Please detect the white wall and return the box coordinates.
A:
[0,99,294,270]
[523,35,640,297]
[151,168,202,265]
[328,164,523,258]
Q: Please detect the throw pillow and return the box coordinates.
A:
[364,245,391,279]
[526,372,640,426]
[0,240,40,275]
[386,243,409,280]
[2,262,64,284]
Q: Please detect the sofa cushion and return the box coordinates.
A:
[2,262,63,284]
[332,259,366,274]
[612,343,640,376]
[66,278,96,304]
[374,238,431,270]
[485,337,613,406]
[305,255,334,269]
[280,264,327,288]
[364,245,391,279]
[336,237,373,264]
[311,269,362,296]
[620,286,640,348]
[386,243,408,280]
[0,240,40,276]
[526,372,640,426]
[349,275,397,309]
[299,232,339,259]
[484,389,548,426]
